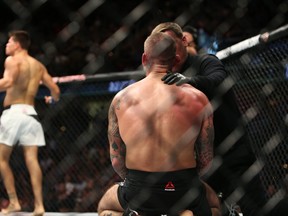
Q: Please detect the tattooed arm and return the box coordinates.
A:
[195,102,214,177]
[108,98,127,180]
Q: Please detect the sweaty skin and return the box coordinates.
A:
[109,72,214,178]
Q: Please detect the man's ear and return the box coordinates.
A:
[182,35,188,47]
[142,53,147,66]
[15,41,21,50]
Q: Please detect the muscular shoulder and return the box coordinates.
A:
[27,56,47,76]
[182,84,210,105]
[28,56,44,69]
[5,56,19,66]
[186,86,213,116]
[112,82,141,110]
[113,84,133,102]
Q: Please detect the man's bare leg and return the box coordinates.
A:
[0,144,21,214]
[98,184,126,216]
[202,181,221,216]
[23,146,45,216]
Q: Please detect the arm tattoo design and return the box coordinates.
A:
[115,98,121,110]
[195,115,214,176]
[108,99,127,179]
[108,104,120,138]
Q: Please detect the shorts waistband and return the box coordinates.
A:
[3,105,11,110]
[2,104,37,115]
[127,168,198,184]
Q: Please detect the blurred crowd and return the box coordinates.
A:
[1,0,283,77]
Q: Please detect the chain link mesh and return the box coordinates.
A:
[222,37,288,202]
[0,0,287,214]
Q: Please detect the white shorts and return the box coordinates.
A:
[0,104,46,147]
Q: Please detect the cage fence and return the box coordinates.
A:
[0,26,286,214]
[221,35,288,192]
[0,0,287,215]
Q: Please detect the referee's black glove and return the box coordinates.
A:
[161,72,192,86]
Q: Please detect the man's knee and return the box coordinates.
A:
[97,197,105,214]
[98,184,121,213]
[180,210,194,216]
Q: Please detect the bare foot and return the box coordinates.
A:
[32,212,45,216]
[1,202,21,214]
[32,207,45,216]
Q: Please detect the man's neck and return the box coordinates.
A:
[147,64,170,75]
[12,49,27,57]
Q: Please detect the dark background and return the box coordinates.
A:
[0,0,287,76]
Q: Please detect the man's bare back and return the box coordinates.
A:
[4,55,46,107]
[108,32,214,179]
[2,31,59,108]
[113,72,213,172]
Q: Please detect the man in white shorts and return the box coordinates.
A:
[0,30,60,216]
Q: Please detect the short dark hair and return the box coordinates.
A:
[9,30,31,50]
[144,32,176,65]
[183,26,198,46]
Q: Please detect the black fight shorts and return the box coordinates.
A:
[118,168,212,216]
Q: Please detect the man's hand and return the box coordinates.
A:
[45,96,57,104]
[161,72,191,86]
